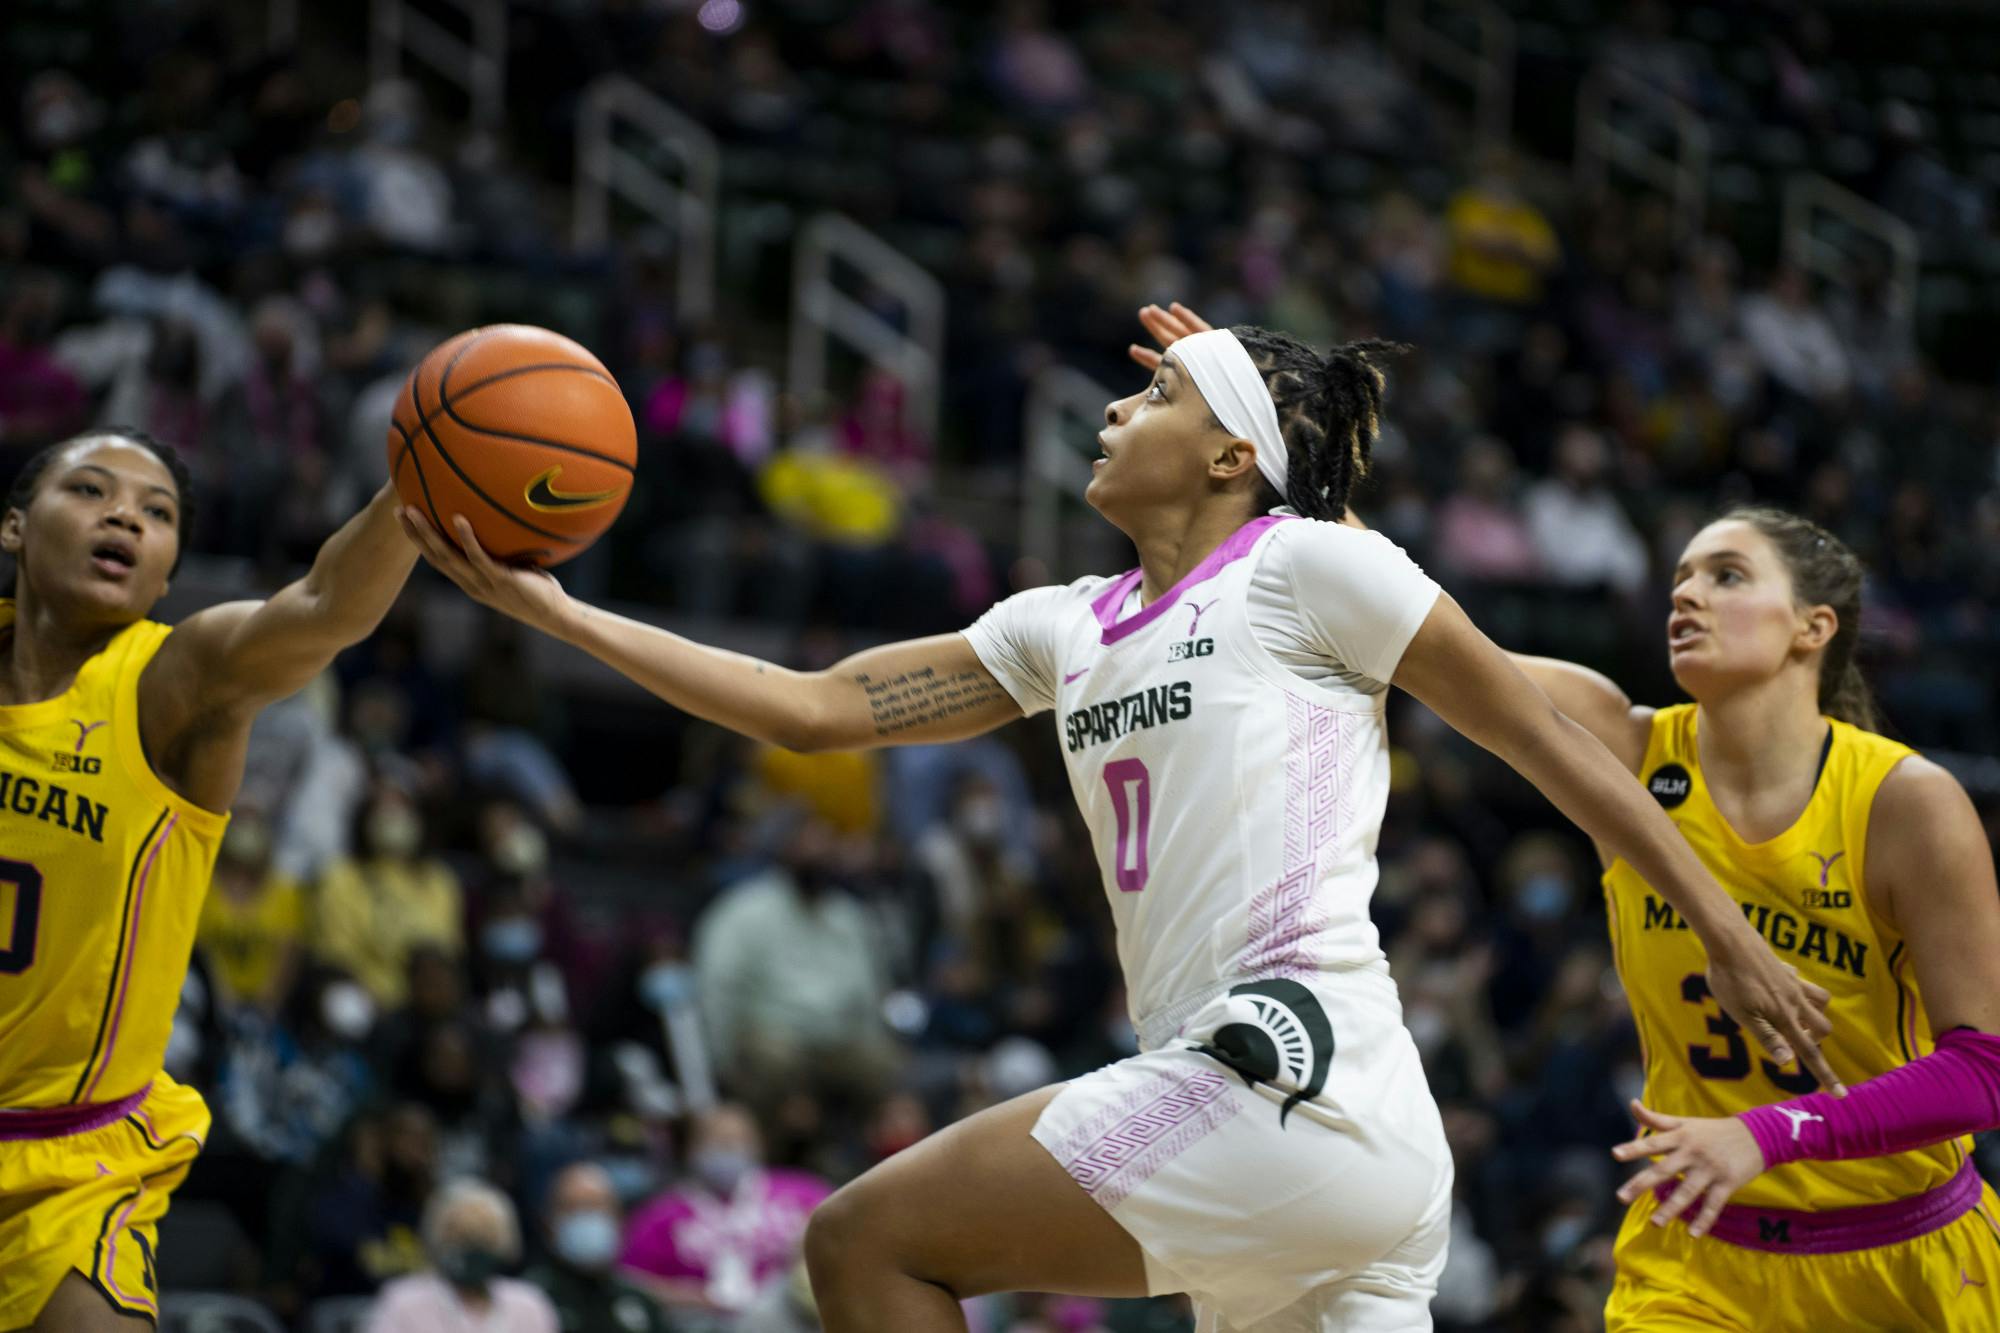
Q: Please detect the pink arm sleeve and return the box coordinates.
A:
[1738,1027,2000,1169]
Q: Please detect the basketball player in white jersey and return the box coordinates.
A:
[401,318,1835,1332]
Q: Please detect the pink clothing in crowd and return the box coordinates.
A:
[620,1169,831,1308]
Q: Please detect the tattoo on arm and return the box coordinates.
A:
[852,666,1003,737]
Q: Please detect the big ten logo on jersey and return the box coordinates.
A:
[1167,638,1213,662]
[1803,850,1851,908]
[51,751,101,775]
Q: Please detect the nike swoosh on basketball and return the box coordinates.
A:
[523,466,622,512]
[1063,668,1090,685]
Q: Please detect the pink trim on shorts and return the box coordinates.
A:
[1090,514,1291,644]
[0,1085,148,1140]
[103,1182,158,1313]
[1052,1069,1241,1210]
[1658,1160,1980,1255]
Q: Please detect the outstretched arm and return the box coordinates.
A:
[1390,592,1840,1094]
[1611,757,2000,1236]
[400,512,1021,752]
[141,484,419,809]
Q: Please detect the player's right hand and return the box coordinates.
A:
[399,508,570,634]
[1128,301,1214,371]
[1704,932,1846,1098]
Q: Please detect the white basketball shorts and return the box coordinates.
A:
[1031,973,1452,1332]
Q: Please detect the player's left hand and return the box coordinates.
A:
[1611,1099,1768,1239]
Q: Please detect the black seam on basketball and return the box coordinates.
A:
[438,380,636,475]
[398,363,623,460]
[417,410,580,544]
[401,384,449,539]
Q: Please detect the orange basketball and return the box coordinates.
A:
[386,324,636,566]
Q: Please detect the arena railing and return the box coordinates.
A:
[788,212,945,447]
[1385,0,1516,144]
[572,74,720,322]
[1783,172,1920,329]
[369,0,508,132]
[1022,366,1118,581]
[1575,66,1710,243]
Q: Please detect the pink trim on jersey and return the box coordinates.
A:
[1659,1159,1979,1255]
[1090,514,1293,645]
[81,814,177,1103]
[0,1085,146,1140]
[1054,1068,1240,1210]
[1738,1027,2000,1170]
[1243,694,1357,979]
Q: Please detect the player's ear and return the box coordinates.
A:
[1797,603,1838,653]
[1208,436,1260,485]
[0,507,23,557]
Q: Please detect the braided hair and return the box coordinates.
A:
[1226,325,1407,521]
[2,428,197,595]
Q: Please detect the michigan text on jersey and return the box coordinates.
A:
[0,772,108,844]
[1640,893,1869,978]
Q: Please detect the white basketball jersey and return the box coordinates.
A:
[964,513,1441,1043]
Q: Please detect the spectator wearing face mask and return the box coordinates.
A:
[197,801,306,1018]
[314,782,464,1006]
[526,1163,679,1333]
[621,1104,830,1318]
[368,1178,557,1332]
[691,812,899,1113]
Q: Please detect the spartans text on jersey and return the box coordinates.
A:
[0,772,108,843]
[1064,681,1193,754]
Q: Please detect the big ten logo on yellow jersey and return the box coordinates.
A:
[52,752,101,775]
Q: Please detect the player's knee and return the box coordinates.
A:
[804,1183,871,1283]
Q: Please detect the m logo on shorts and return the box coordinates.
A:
[1191,978,1334,1128]
[1757,1218,1792,1245]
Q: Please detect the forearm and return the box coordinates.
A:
[1739,1028,2000,1166]
[1503,706,1752,946]
[548,600,819,750]
[294,485,420,642]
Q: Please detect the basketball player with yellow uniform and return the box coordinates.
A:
[1514,509,2000,1330]
[0,430,417,1332]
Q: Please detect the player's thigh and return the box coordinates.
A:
[21,1272,154,1333]
[805,1083,1151,1301]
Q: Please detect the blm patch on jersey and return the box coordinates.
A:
[1648,763,1692,809]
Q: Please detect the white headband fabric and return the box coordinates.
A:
[1171,328,1288,500]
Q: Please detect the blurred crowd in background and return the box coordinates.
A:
[6,1,2000,1330]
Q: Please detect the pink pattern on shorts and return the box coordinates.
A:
[1052,1069,1240,1210]
[1242,694,1354,978]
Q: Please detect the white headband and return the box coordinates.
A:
[1170,328,1288,500]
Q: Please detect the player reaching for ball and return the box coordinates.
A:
[0,430,418,1332]
[403,316,1833,1332]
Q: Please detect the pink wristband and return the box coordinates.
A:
[1738,1027,2000,1168]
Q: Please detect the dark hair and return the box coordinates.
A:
[1227,325,1408,521]
[2,428,197,594]
[1721,506,1879,731]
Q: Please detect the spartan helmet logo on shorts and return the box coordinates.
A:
[1192,978,1335,1127]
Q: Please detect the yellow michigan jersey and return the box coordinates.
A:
[1603,704,1964,1214]
[0,603,225,1325]
[1601,703,2000,1333]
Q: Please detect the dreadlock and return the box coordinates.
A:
[1226,325,1408,521]
[1720,507,1879,732]
[2,427,197,596]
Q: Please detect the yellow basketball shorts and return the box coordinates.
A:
[0,1075,208,1328]
[1605,1166,2000,1331]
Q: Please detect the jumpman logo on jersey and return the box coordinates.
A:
[1184,598,1220,637]
[1809,850,1845,887]
[70,719,106,754]
[1961,1268,1988,1295]
[1776,1107,1824,1140]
